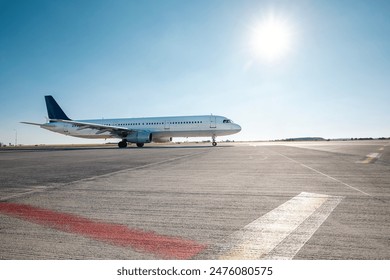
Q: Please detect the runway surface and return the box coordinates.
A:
[0,141,389,259]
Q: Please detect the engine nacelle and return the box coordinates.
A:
[152,136,172,143]
[126,131,152,144]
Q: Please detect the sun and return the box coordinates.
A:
[250,14,293,62]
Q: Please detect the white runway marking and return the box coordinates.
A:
[367,153,381,158]
[217,192,343,260]
[300,163,372,196]
[0,187,50,202]
[0,152,206,202]
[274,150,372,196]
[359,152,382,164]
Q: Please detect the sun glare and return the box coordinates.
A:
[250,14,293,62]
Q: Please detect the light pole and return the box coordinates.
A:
[14,129,17,146]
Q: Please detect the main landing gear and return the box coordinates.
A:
[118,140,127,148]
[118,140,145,148]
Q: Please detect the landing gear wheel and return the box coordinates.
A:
[118,140,127,148]
[211,135,217,147]
[136,143,144,148]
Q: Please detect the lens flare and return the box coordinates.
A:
[250,14,294,62]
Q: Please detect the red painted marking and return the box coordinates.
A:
[0,202,206,259]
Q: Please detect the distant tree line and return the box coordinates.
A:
[271,137,390,142]
[350,137,390,140]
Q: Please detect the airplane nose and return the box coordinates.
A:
[234,124,242,132]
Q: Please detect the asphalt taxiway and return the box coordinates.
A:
[0,141,389,259]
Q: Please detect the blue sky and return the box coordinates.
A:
[1,0,389,145]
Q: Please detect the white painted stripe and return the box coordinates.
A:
[300,163,372,196]
[274,150,372,196]
[0,152,206,202]
[367,153,381,159]
[0,187,50,202]
[266,195,342,259]
[359,152,382,164]
[217,192,343,260]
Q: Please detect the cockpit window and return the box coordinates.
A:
[223,119,232,123]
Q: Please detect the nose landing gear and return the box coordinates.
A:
[212,135,217,146]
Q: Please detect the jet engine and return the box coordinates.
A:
[126,131,152,143]
[151,136,172,143]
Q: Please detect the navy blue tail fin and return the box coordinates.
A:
[45,95,71,120]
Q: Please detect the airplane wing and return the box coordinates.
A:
[50,119,139,138]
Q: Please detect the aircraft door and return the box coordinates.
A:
[210,115,216,128]
[164,120,170,130]
[63,123,69,134]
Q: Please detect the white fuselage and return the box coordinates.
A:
[42,115,241,141]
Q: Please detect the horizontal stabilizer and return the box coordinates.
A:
[20,121,43,126]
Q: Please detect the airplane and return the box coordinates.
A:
[22,95,241,148]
